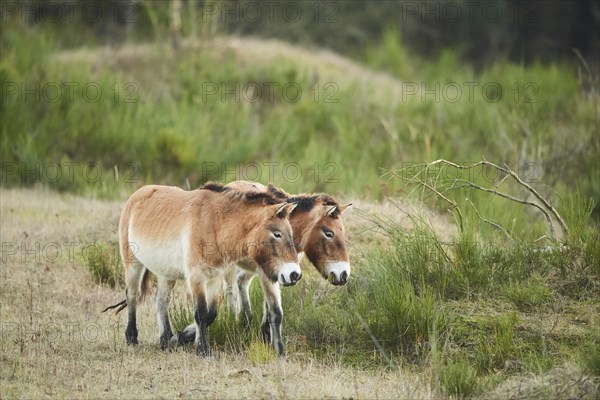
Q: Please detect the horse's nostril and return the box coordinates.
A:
[290,271,301,282]
[340,271,348,283]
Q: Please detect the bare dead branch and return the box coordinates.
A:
[427,159,569,239]
[497,160,569,238]
[495,173,510,189]
[385,159,569,241]
[465,198,514,242]
[449,180,556,240]
[385,169,464,233]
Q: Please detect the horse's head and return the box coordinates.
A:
[246,199,301,287]
[286,194,352,286]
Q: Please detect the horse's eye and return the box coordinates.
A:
[323,230,334,239]
[272,231,282,239]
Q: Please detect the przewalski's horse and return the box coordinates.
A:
[175,180,352,346]
[108,183,300,356]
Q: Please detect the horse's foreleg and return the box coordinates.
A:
[189,273,218,357]
[259,276,284,356]
[156,277,175,350]
[194,298,218,356]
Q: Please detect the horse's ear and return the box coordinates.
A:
[339,203,353,215]
[325,205,337,217]
[285,202,298,214]
[274,202,295,218]
[326,203,352,217]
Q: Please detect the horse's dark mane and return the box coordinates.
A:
[200,182,280,205]
[267,183,290,200]
[201,182,227,192]
[244,191,280,205]
[266,183,341,216]
[287,194,341,218]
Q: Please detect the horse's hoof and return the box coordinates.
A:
[168,334,180,348]
[195,347,212,357]
[126,335,138,346]
[160,337,171,351]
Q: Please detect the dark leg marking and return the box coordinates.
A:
[159,316,174,351]
[270,304,284,356]
[126,310,138,345]
[194,299,218,357]
[261,299,271,344]
[176,325,197,346]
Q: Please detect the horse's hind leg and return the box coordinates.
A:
[259,276,284,356]
[238,272,255,331]
[260,299,271,344]
[171,323,196,346]
[156,277,175,350]
[125,261,145,345]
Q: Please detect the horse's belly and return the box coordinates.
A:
[132,237,185,280]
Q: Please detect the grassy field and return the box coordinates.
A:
[1,187,598,399]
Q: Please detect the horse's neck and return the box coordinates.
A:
[290,211,318,251]
[210,204,255,257]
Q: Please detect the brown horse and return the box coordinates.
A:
[174,181,351,346]
[107,183,299,356]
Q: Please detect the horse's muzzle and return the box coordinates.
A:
[325,261,350,286]
[279,262,302,286]
[282,271,301,286]
[328,270,348,286]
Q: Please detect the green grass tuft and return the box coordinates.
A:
[502,276,552,311]
[440,357,480,398]
[247,341,277,366]
[579,335,600,376]
[475,313,519,374]
[84,241,123,288]
[170,299,194,334]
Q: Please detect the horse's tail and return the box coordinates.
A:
[102,299,127,314]
[102,267,153,314]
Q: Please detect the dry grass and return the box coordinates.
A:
[485,364,600,400]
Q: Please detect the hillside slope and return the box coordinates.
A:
[52,35,404,97]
